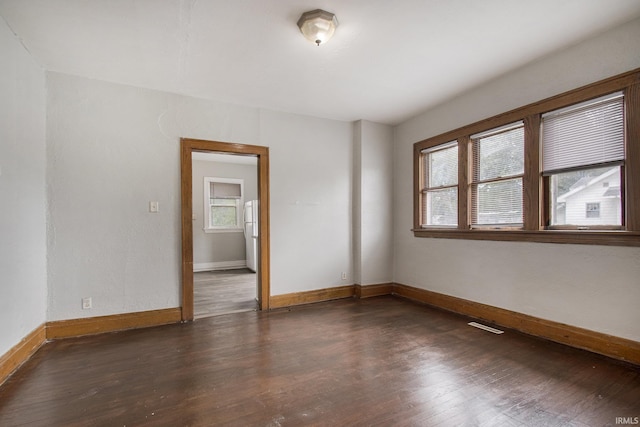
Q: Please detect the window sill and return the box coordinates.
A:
[204,228,244,234]
[412,228,640,247]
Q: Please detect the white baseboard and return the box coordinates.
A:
[193,260,247,272]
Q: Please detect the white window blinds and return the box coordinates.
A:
[422,142,458,227]
[423,141,458,188]
[542,92,624,174]
[472,124,525,182]
[211,182,241,199]
[471,123,524,226]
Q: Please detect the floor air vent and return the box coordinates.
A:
[468,321,504,334]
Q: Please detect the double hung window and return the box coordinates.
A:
[204,177,244,232]
[413,69,640,246]
[421,142,458,227]
[471,123,524,228]
[542,92,624,229]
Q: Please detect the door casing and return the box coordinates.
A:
[180,138,270,321]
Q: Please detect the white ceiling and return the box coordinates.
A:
[2,0,640,125]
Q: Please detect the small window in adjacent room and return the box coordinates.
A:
[470,122,524,228]
[420,141,458,227]
[204,177,244,232]
[542,92,624,229]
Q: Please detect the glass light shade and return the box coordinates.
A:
[297,9,338,46]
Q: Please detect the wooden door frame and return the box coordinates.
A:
[181,138,270,321]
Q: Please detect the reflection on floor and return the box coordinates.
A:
[194,269,257,319]
[4,297,639,425]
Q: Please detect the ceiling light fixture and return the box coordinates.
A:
[297,9,338,46]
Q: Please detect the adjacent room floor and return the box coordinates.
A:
[1,296,638,426]
[194,269,257,318]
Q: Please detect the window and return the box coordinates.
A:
[471,123,524,228]
[586,203,600,219]
[204,177,243,232]
[413,68,640,246]
[548,166,621,227]
[421,142,458,227]
[542,92,624,229]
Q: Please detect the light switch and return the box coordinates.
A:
[149,201,159,213]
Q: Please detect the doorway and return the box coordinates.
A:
[193,269,257,317]
[181,138,270,321]
[192,152,258,318]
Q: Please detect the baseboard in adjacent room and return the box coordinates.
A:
[193,260,247,272]
[0,324,46,386]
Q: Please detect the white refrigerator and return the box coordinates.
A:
[243,200,259,272]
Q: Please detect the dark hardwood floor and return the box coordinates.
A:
[194,269,257,318]
[1,296,639,426]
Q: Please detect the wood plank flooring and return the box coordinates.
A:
[1,296,639,426]
[194,269,257,318]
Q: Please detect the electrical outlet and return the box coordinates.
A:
[82,297,92,309]
[341,272,347,280]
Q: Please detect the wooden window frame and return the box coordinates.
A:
[204,177,244,232]
[413,68,640,247]
[469,124,525,229]
[420,141,459,228]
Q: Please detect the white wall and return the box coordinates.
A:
[353,123,362,284]
[0,18,47,355]
[191,159,257,269]
[353,120,394,285]
[46,72,355,320]
[393,18,640,341]
[260,109,353,295]
[47,73,182,319]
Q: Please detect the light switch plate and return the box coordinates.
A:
[149,201,159,213]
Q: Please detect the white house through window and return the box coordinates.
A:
[586,202,601,218]
[542,92,624,228]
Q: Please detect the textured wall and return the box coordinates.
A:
[45,72,355,320]
[0,18,47,355]
[260,109,354,294]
